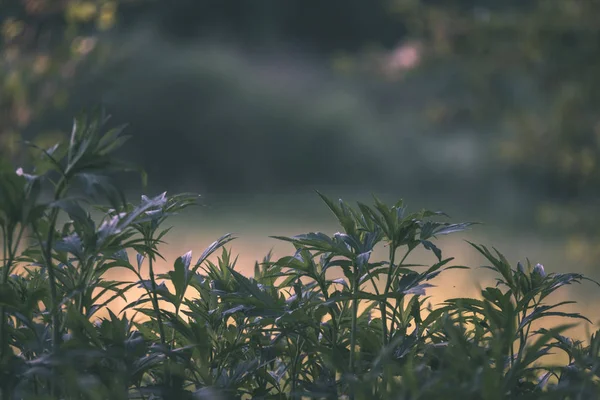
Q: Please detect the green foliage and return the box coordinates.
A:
[1,111,600,399]
[4,0,600,201]
[0,0,138,162]
[389,0,600,198]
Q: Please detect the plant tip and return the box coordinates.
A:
[533,263,546,278]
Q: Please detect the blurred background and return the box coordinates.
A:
[2,0,600,332]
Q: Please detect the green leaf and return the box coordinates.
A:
[172,250,192,300]
[97,124,130,155]
[421,240,442,261]
[316,191,356,235]
[193,233,236,270]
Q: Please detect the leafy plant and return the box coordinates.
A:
[1,110,600,399]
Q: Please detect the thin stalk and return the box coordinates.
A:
[146,251,169,387]
[170,306,180,344]
[42,177,68,352]
[387,249,414,341]
[290,336,304,399]
[147,253,167,344]
[319,278,339,346]
[167,293,185,393]
[516,297,538,366]
[0,224,13,360]
[511,289,522,369]
[2,225,7,267]
[76,259,91,315]
[380,244,397,345]
[29,177,68,397]
[361,261,383,299]
[513,310,523,368]
[1,223,25,275]
[349,270,360,399]
[0,224,14,399]
[170,274,191,345]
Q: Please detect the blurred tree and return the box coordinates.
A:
[388,0,600,201]
[0,0,142,161]
[146,0,600,203]
[151,0,405,53]
[0,0,407,164]
[5,0,600,209]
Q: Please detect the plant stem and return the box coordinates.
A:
[291,335,303,399]
[146,251,169,387]
[387,249,414,342]
[516,298,537,366]
[44,178,68,352]
[147,252,167,346]
[0,224,12,361]
[0,224,22,399]
[349,270,360,399]
[380,245,397,345]
[30,177,68,397]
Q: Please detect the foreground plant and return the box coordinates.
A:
[1,111,599,399]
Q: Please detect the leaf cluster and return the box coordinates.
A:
[1,111,600,399]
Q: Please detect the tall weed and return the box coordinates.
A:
[1,112,599,399]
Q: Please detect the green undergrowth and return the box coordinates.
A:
[2,111,600,399]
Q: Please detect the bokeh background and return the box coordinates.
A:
[2,0,600,336]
